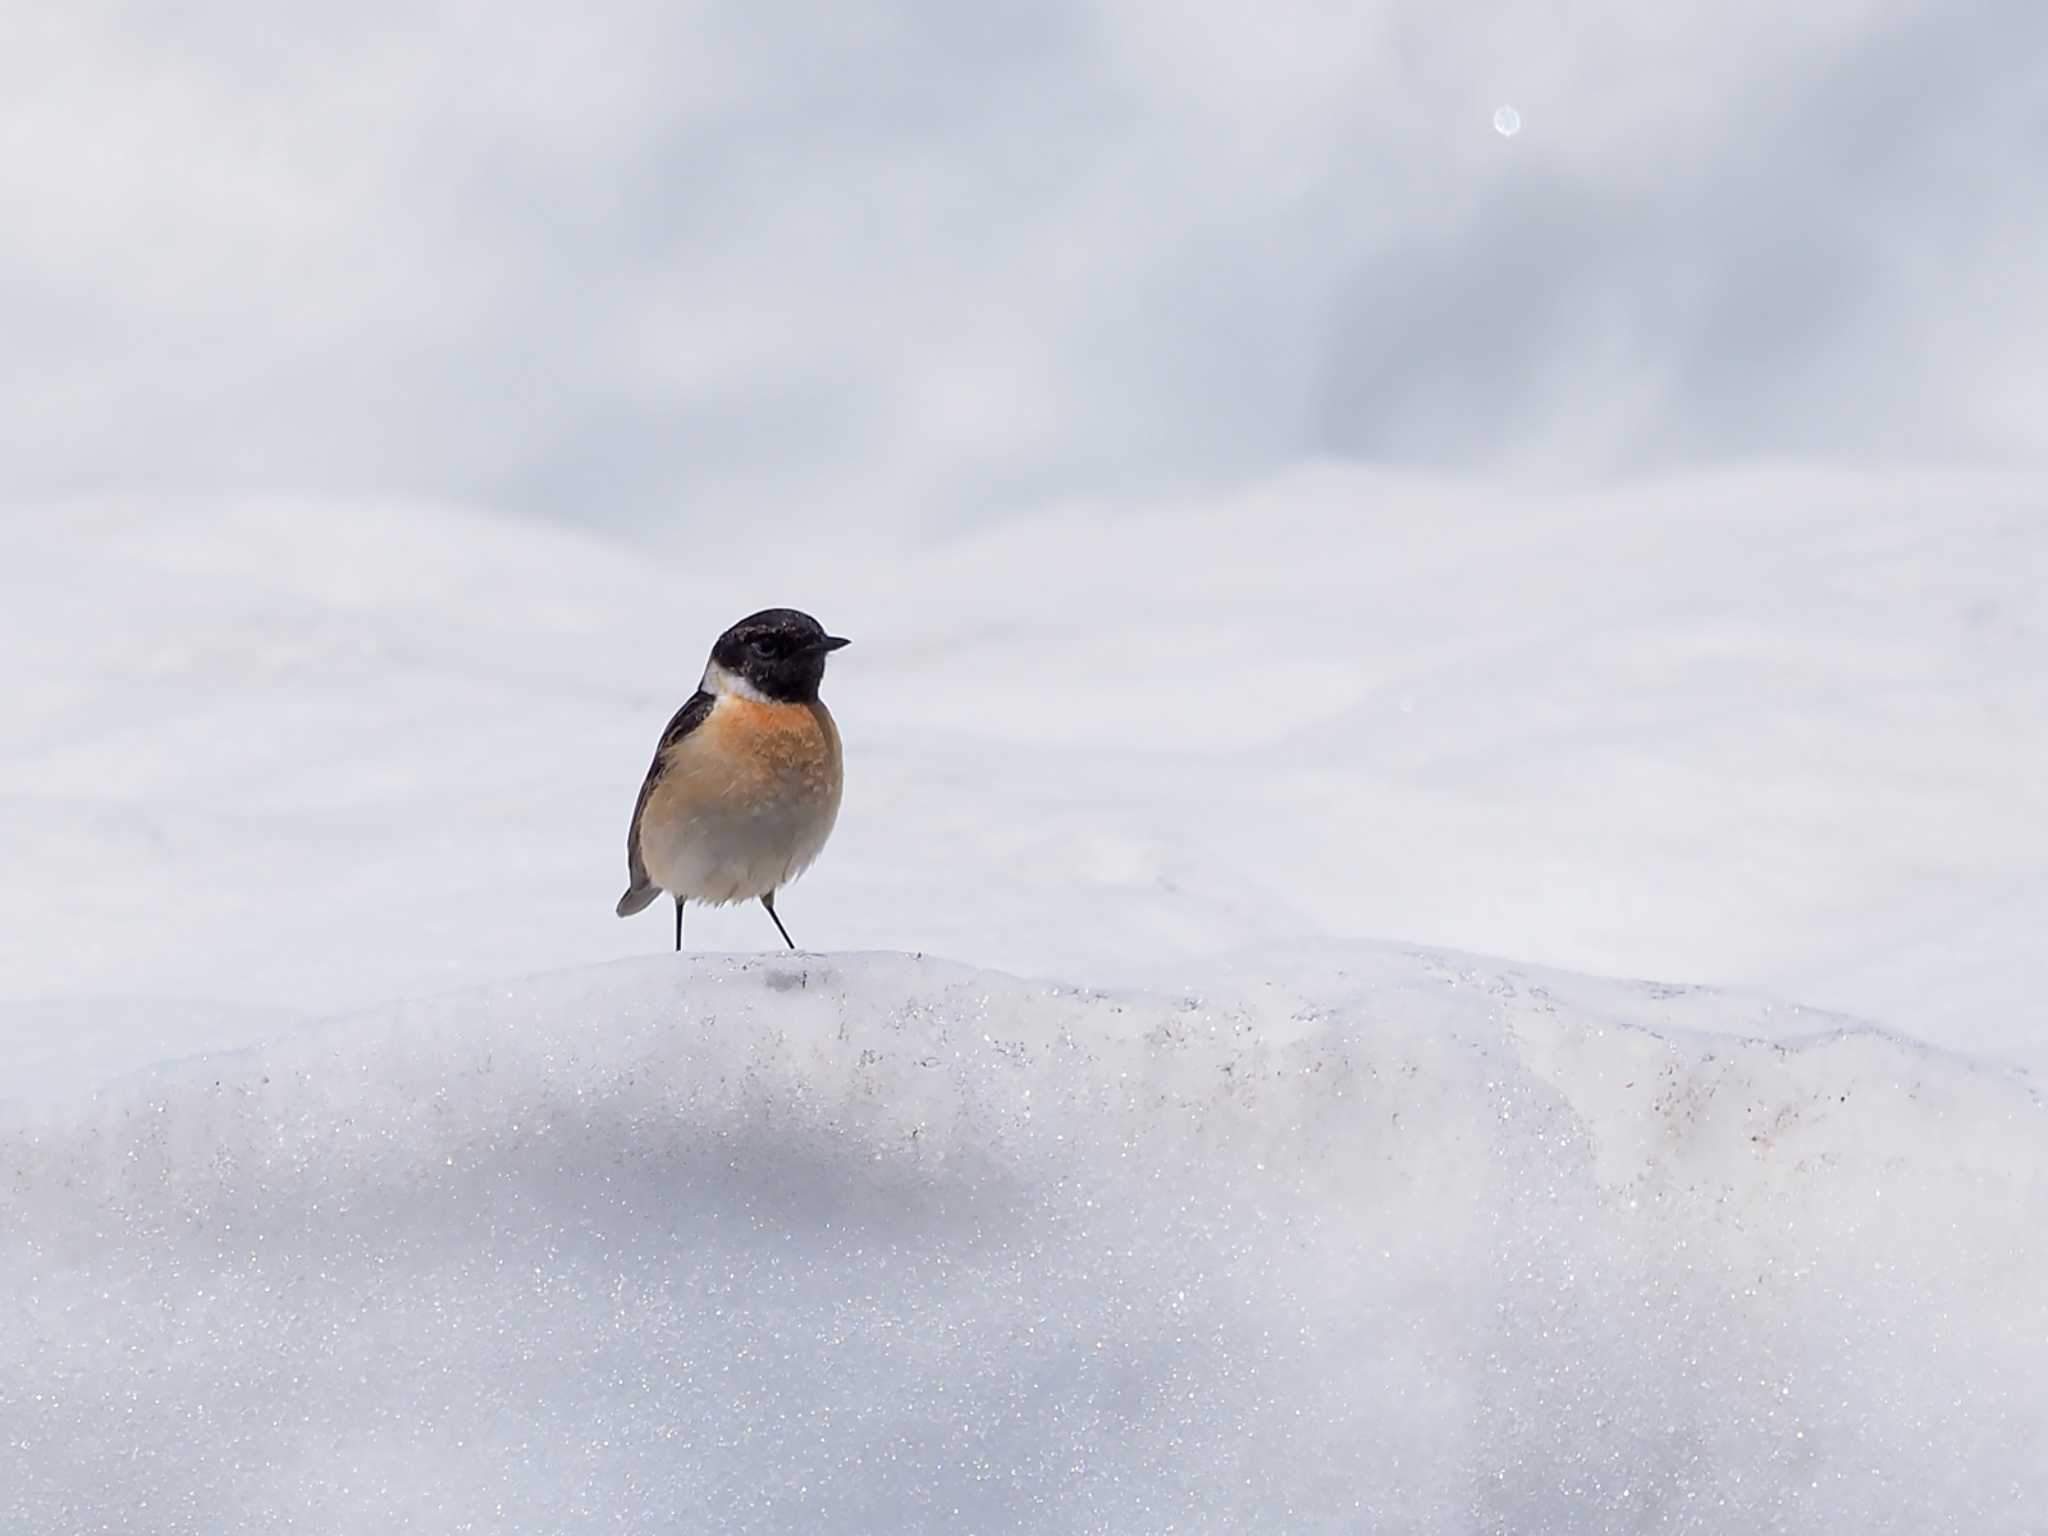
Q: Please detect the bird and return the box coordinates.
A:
[616,608,849,952]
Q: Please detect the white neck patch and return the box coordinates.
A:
[701,657,769,703]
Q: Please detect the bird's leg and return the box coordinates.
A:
[674,896,685,954]
[761,890,795,950]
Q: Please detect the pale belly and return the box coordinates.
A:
[638,696,842,905]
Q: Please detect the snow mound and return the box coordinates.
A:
[4,948,2043,1533]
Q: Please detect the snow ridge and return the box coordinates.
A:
[5,948,2041,1533]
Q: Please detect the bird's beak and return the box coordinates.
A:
[818,635,851,652]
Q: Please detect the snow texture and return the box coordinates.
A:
[7,3,2046,1519]
[2,482,2044,1530]
[5,950,2044,1533]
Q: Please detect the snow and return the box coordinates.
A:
[1,480,2045,1529]
[5,951,2043,1532]
[8,1,2047,520]
[6,0,2044,1519]
[4,472,2044,1078]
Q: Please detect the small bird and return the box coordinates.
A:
[616,608,849,951]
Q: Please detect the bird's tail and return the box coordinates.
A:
[615,883,660,918]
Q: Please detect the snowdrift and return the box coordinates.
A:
[8,478,2047,1067]
[4,947,2042,1533]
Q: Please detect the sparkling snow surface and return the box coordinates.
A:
[2,481,2045,1531]
[5,952,2044,1532]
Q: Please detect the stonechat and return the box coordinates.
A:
[616,608,848,950]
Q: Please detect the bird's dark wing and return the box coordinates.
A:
[621,690,714,903]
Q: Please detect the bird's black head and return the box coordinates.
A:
[707,608,850,703]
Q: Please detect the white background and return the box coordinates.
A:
[3,4,2044,1529]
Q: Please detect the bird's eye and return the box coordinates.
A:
[752,634,784,657]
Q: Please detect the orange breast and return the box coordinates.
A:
[653,694,842,819]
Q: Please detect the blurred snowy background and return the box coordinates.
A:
[8,0,2047,518]
[3,1,2046,1531]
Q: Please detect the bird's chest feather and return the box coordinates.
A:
[651,695,842,828]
